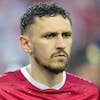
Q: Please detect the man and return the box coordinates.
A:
[0,2,99,100]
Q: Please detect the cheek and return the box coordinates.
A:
[34,43,51,60]
[65,39,72,54]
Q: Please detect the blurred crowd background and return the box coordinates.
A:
[0,0,100,89]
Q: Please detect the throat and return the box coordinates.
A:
[26,65,64,88]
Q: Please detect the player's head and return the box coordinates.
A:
[19,2,72,74]
[20,2,72,34]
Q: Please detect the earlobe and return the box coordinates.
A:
[19,35,32,53]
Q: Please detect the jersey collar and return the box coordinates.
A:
[21,64,66,90]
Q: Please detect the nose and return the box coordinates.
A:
[55,36,66,49]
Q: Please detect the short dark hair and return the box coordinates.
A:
[20,2,72,34]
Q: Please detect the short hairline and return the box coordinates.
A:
[20,2,72,35]
[23,14,71,35]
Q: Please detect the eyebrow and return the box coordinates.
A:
[43,31,72,35]
[62,31,72,35]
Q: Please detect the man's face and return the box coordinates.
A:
[28,15,72,74]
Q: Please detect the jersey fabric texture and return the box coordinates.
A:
[0,69,99,100]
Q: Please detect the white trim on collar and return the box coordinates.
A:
[21,65,66,90]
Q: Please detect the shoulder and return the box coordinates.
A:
[0,69,23,89]
[66,72,99,96]
[0,70,20,82]
[67,72,96,87]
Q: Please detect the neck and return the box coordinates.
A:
[26,61,63,88]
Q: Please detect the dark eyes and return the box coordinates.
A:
[43,32,72,39]
[43,33,57,39]
[62,32,72,37]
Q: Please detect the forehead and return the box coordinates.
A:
[29,15,72,34]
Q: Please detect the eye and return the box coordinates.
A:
[62,32,72,38]
[43,32,57,39]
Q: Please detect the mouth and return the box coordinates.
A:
[54,53,66,57]
[51,51,68,60]
[54,53,67,59]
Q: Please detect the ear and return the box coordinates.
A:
[19,35,32,53]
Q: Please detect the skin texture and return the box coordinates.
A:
[19,15,72,87]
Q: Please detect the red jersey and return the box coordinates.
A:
[0,69,99,100]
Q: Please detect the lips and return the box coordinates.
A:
[51,51,68,59]
[53,53,67,60]
[54,53,66,57]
